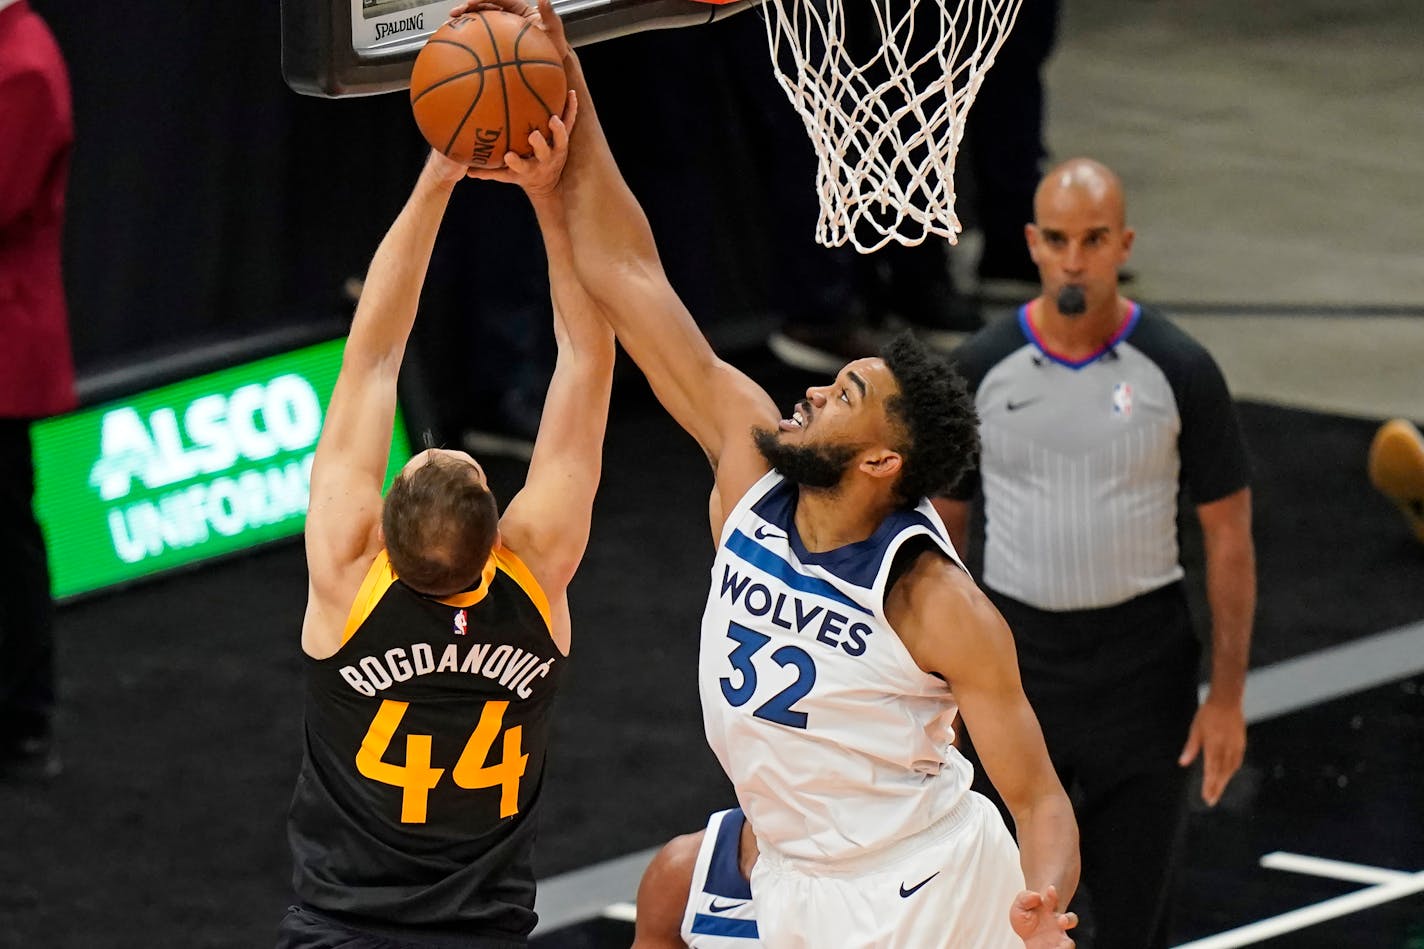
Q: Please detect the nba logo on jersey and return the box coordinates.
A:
[1112,381,1133,418]
[453,609,468,636]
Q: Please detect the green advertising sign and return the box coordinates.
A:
[33,338,412,600]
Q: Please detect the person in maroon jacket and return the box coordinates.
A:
[0,0,75,780]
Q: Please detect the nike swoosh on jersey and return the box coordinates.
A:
[899,872,939,898]
[753,525,787,540]
[1005,397,1043,412]
[708,898,747,913]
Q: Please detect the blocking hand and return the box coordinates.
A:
[448,0,571,59]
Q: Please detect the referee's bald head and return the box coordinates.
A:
[1034,158,1126,228]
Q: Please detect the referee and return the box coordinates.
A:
[936,158,1254,949]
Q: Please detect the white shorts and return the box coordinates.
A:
[749,792,1025,949]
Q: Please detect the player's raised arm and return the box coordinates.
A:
[302,152,467,655]
[481,117,617,639]
[560,52,779,471]
[453,0,778,485]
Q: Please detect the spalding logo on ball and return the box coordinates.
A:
[409,12,568,169]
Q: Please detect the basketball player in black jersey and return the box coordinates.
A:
[277,119,607,948]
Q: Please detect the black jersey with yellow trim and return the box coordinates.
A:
[288,544,563,940]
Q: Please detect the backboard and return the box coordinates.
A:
[282,0,759,97]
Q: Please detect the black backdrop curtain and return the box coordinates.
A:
[36,1,419,373]
[33,1,829,394]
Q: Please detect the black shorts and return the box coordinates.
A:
[987,581,1201,776]
[276,905,527,949]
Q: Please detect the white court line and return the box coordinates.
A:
[1259,851,1414,886]
[1200,620,1424,724]
[1171,870,1424,949]
[533,847,658,934]
[602,902,638,923]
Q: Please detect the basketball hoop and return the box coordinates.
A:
[759,0,1022,252]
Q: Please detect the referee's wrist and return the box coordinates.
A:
[1204,681,1245,705]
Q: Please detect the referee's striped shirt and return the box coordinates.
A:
[946,302,1249,612]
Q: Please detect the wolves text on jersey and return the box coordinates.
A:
[338,641,555,699]
[719,564,873,657]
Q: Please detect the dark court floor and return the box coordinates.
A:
[8,0,1421,944]
[2,343,1421,949]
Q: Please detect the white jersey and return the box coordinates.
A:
[699,471,974,866]
[681,808,761,947]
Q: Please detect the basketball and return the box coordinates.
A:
[409,12,568,169]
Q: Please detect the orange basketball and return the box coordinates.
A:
[409,12,567,169]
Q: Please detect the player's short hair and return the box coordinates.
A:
[880,332,980,505]
[381,455,499,596]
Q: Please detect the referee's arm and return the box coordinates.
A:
[1173,338,1254,807]
[932,497,971,562]
[1180,486,1254,807]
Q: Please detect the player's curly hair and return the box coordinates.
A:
[880,331,980,506]
[382,454,499,596]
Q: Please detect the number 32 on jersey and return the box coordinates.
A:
[356,699,527,824]
[720,621,817,728]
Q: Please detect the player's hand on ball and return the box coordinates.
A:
[449,0,570,59]
[466,90,577,194]
[1010,885,1077,948]
[425,148,472,187]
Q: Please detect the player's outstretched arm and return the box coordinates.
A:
[887,554,1080,948]
[452,0,778,493]
[560,45,778,471]
[303,152,467,655]
[491,121,617,634]
[632,831,704,949]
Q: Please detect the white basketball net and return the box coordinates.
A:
[760,0,1023,252]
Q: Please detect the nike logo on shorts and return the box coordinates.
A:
[709,898,747,913]
[899,872,939,898]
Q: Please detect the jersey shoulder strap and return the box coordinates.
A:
[718,470,787,548]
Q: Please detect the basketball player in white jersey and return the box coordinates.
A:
[458,2,1080,945]
[634,808,761,948]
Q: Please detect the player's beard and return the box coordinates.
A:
[752,427,860,490]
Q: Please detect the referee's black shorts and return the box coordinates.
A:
[987,580,1200,778]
